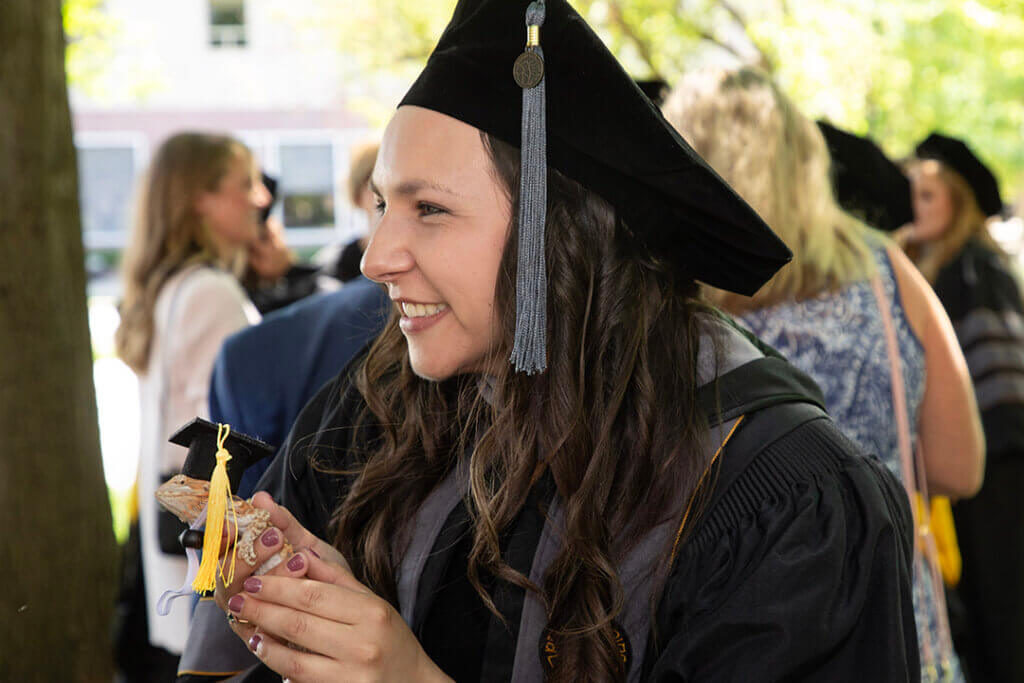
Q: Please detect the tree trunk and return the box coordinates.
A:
[0,1,117,680]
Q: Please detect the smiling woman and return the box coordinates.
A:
[361,107,512,381]
[179,2,918,682]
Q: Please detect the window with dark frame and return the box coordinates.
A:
[279,143,337,229]
[77,146,136,235]
[210,0,246,47]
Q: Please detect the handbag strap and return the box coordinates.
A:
[870,272,955,673]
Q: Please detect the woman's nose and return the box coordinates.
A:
[360,214,415,283]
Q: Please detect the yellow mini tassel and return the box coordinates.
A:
[192,424,239,593]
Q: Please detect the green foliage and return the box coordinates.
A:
[312,0,1024,200]
[598,0,1024,200]
[62,0,119,92]
[65,0,1024,199]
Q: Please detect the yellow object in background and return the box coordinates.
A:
[914,492,962,588]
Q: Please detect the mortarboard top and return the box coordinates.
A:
[915,132,1003,218]
[399,0,791,298]
[635,78,670,107]
[817,121,913,232]
[169,417,275,492]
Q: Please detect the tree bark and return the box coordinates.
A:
[0,1,117,680]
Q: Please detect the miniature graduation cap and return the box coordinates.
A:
[170,418,274,592]
[400,0,790,374]
[171,417,275,492]
[817,121,913,232]
[915,132,1003,218]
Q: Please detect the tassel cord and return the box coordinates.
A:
[510,0,548,375]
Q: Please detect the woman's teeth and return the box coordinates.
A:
[401,302,448,318]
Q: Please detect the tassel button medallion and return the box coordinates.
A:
[514,51,544,89]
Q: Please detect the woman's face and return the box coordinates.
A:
[361,106,512,381]
[910,162,955,242]
[196,154,269,254]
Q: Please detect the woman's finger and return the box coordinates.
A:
[228,587,366,656]
[247,630,336,683]
[222,599,258,643]
[229,573,380,630]
[296,548,366,593]
[214,526,287,611]
[250,493,350,571]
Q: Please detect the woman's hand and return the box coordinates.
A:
[227,549,453,683]
[215,493,352,651]
[248,217,295,280]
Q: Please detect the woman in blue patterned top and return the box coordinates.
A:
[664,68,984,682]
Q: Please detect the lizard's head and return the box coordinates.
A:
[154,474,211,523]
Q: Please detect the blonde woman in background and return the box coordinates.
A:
[115,132,266,668]
[664,68,983,681]
[903,134,1024,683]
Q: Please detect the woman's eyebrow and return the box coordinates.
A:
[369,176,462,199]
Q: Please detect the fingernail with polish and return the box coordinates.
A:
[261,528,280,547]
[287,554,305,572]
[243,577,262,593]
[248,634,262,654]
[308,547,321,559]
[227,594,245,613]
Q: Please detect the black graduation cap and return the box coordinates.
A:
[915,132,1003,218]
[259,172,278,223]
[817,121,913,232]
[399,0,791,299]
[169,417,275,492]
[635,78,670,107]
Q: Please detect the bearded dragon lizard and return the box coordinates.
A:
[155,474,293,575]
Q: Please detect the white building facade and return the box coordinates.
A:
[72,0,380,273]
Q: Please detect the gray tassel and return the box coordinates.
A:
[510,0,548,375]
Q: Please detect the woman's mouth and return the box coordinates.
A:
[400,302,448,318]
[399,302,449,333]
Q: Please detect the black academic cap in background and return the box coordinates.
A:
[169,417,275,492]
[259,172,278,223]
[400,0,791,296]
[635,78,670,107]
[817,121,913,232]
[915,132,1003,218]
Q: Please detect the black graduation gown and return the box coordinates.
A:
[180,342,918,682]
[933,240,1024,683]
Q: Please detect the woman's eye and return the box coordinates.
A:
[374,199,386,215]
[418,202,446,217]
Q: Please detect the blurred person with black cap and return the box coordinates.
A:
[113,132,266,675]
[665,69,983,682]
[178,2,917,681]
[904,133,1024,683]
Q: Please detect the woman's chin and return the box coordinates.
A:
[407,352,458,382]
[407,349,495,382]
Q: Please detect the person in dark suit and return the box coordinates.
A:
[208,275,389,495]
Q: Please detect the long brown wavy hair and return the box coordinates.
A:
[115,132,251,373]
[333,133,713,681]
